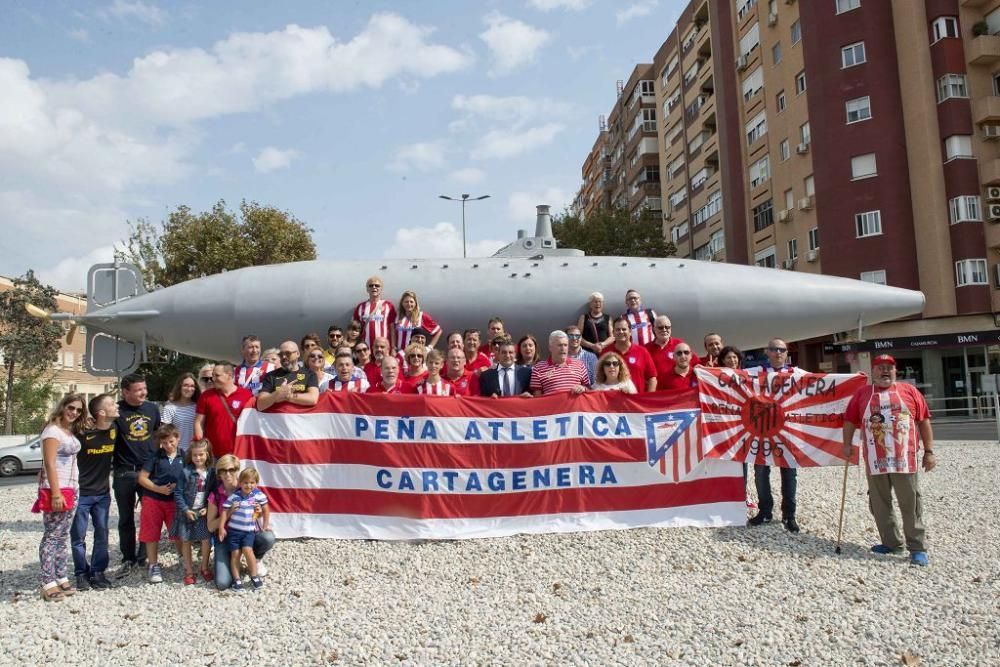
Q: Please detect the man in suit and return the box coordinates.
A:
[479,337,531,398]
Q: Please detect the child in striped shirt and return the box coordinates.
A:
[220,467,269,591]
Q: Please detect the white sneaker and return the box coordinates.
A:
[148,564,163,584]
[256,561,267,577]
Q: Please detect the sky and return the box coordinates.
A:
[0,0,683,291]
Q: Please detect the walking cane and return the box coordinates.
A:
[834,454,851,554]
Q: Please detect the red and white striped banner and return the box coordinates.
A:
[696,367,866,467]
[234,391,744,540]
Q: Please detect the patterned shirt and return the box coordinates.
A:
[329,376,371,393]
[223,487,268,533]
[417,379,454,396]
[623,308,657,345]
[845,382,931,475]
[395,311,441,352]
[236,360,275,396]
[529,358,590,395]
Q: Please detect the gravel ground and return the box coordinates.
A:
[0,442,997,666]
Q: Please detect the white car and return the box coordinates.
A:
[0,436,43,477]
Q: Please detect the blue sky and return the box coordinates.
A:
[0,0,682,291]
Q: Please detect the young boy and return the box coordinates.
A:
[416,349,452,395]
[137,424,184,583]
[221,467,270,591]
[72,393,118,590]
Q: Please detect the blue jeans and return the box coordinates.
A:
[71,493,111,577]
[754,465,797,520]
[213,530,275,590]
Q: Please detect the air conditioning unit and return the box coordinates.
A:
[796,142,810,154]
[798,195,815,210]
[782,258,796,269]
[984,125,1000,139]
[736,54,749,71]
[987,186,1000,200]
[989,203,1000,220]
[806,249,819,262]
[778,209,792,223]
[767,12,778,26]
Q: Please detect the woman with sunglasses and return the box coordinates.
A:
[206,454,276,590]
[590,353,637,393]
[306,348,335,391]
[400,343,429,393]
[35,393,86,601]
[161,372,200,453]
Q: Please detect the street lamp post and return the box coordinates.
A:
[439,193,490,258]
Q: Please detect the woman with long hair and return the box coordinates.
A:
[396,290,442,351]
[306,346,335,391]
[162,372,200,452]
[516,334,540,367]
[718,345,744,370]
[35,393,86,601]
[591,352,637,393]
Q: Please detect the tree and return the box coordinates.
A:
[552,207,676,258]
[118,199,318,399]
[0,272,64,434]
[0,374,58,434]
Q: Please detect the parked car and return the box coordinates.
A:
[0,436,43,477]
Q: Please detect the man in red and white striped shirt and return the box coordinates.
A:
[352,276,396,350]
[621,289,657,346]
[530,331,590,396]
[328,352,370,393]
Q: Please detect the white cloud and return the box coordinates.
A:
[37,245,118,293]
[616,1,658,26]
[252,146,299,173]
[527,0,592,10]
[449,167,486,185]
[388,141,447,173]
[479,12,550,76]
[68,28,91,43]
[451,94,572,125]
[477,123,565,159]
[566,44,599,60]
[508,187,574,223]
[384,222,506,259]
[98,0,167,26]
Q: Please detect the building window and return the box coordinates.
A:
[693,190,722,226]
[750,155,771,188]
[855,210,882,237]
[808,226,820,250]
[753,200,775,232]
[800,121,811,144]
[804,174,815,196]
[755,245,777,268]
[851,153,877,179]
[936,74,968,103]
[671,221,689,242]
[836,0,861,14]
[860,270,887,285]
[846,96,872,123]
[779,139,790,161]
[795,71,807,94]
[746,111,768,145]
[955,259,988,286]
[949,195,982,223]
[841,41,866,68]
[736,0,758,21]
[790,20,801,45]
[776,90,786,112]
[772,41,782,64]
[742,67,764,101]
[944,135,973,160]
[932,16,960,43]
[784,188,794,210]
[787,238,798,260]
[740,23,761,56]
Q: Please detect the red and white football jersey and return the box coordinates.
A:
[395,311,441,352]
[353,299,397,349]
[416,378,454,396]
[328,377,371,393]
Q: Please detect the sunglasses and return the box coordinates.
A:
[567,334,582,339]
[199,376,213,382]
[655,325,672,330]
[65,405,83,413]
[308,354,325,360]
[218,467,238,474]
[408,354,424,360]
[768,347,788,353]
[603,361,621,367]
[675,351,692,356]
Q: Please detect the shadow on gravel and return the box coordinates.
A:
[711,525,878,563]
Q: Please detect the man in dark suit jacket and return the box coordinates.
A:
[479,338,532,397]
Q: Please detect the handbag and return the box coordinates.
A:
[31,488,76,513]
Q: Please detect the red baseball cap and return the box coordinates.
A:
[872,354,896,367]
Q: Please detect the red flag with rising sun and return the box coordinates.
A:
[695,367,867,468]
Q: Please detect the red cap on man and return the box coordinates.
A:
[872,354,896,367]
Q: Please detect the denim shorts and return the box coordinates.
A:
[227,528,256,551]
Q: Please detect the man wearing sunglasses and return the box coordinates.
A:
[748,338,801,533]
[646,315,700,392]
[322,326,345,367]
[257,341,319,411]
[655,342,698,394]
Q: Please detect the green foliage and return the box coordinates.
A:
[0,372,58,434]
[0,271,65,434]
[117,199,317,397]
[552,207,676,258]
[119,199,318,290]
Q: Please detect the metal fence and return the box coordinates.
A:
[926,394,1000,442]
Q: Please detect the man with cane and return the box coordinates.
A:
[841,355,936,566]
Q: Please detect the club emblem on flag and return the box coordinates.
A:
[645,410,700,468]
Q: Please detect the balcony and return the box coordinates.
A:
[980,157,1000,185]
[961,0,992,6]
[973,95,1000,124]
[969,34,1000,66]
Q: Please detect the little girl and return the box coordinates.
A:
[172,439,215,585]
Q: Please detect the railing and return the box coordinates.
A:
[925,394,1000,442]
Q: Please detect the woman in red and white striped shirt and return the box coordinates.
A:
[416,349,453,396]
[396,290,442,351]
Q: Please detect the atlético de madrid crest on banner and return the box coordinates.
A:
[644,410,700,468]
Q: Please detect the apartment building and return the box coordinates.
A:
[576,0,1000,408]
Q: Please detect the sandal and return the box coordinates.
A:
[201,569,214,582]
[58,581,77,596]
[183,573,196,585]
[40,586,64,602]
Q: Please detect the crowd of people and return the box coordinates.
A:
[30,278,937,599]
